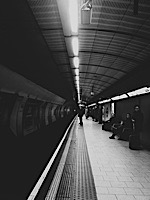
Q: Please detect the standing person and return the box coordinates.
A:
[122,113,133,130]
[85,107,89,119]
[132,105,144,147]
[78,107,85,125]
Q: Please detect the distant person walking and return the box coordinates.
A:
[78,107,85,125]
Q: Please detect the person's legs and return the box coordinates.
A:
[109,134,115,139]
[116,126,124,139]
[79,116,83,125]
[109,125,122,139]
[109,126,116,139]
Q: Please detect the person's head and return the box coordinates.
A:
[134,105,140,112]
[126,113,131,118]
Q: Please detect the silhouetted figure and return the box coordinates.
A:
[132,105,144,147]
[85,108,89,119]
[78,107,85,125]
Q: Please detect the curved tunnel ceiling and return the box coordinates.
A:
[0,0,150,104]
[27,0,150,103]
[78,0,150,102]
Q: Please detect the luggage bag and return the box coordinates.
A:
[129,135,140,150]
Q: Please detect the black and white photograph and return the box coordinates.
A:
[0,0,150,199]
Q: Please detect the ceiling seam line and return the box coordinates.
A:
[80,51,138,63]
[108,9,150,73]
[96,0,132,88]
[79,65,125,74]
[79,28,149,41]
[83,0,104,96]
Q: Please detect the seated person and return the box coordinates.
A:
[109,113,133,140]
[118,113,133,140]
[109,115,123,139]
[102,113,117,131]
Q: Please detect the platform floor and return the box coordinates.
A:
[83,116,150,200]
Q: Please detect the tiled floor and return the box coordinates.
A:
[82,116,150,200]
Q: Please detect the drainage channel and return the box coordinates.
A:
[46,121,98,200]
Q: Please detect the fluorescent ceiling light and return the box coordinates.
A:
[98,99,111,104]
[75,68,79,75]
[69,0,78,34]
[73,57,79,68]
[119,94,128,98]
[147,87,150,92]
[88,103,96,107]
[72,37,78,56]
[78,94,80,101]
[79,104,85,107]
[76,80,79,87]
[76,80,79,90]
[111,94,128,101]
[75,75,79,81]
[127,87,150,97]
[76,80,79,84]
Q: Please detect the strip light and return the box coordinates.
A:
[73,57,79,68]
[69,0,78,34]
[69,0,80,101]
[75,68,79,75]
[75,75,79,81]
[98,99,111,104]
[87,86,150,107]
[78,93,80,101]
[88,103,96,107]
[127,87,150,97]
[111,94,128,101]
[72,37,78,56]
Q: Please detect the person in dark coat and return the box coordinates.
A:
[109,114,122,139]
[132,105,144,146]
[118,113,133,140]
[102,113,117,131]
[122,113,133,128]
[78,107,85,125]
